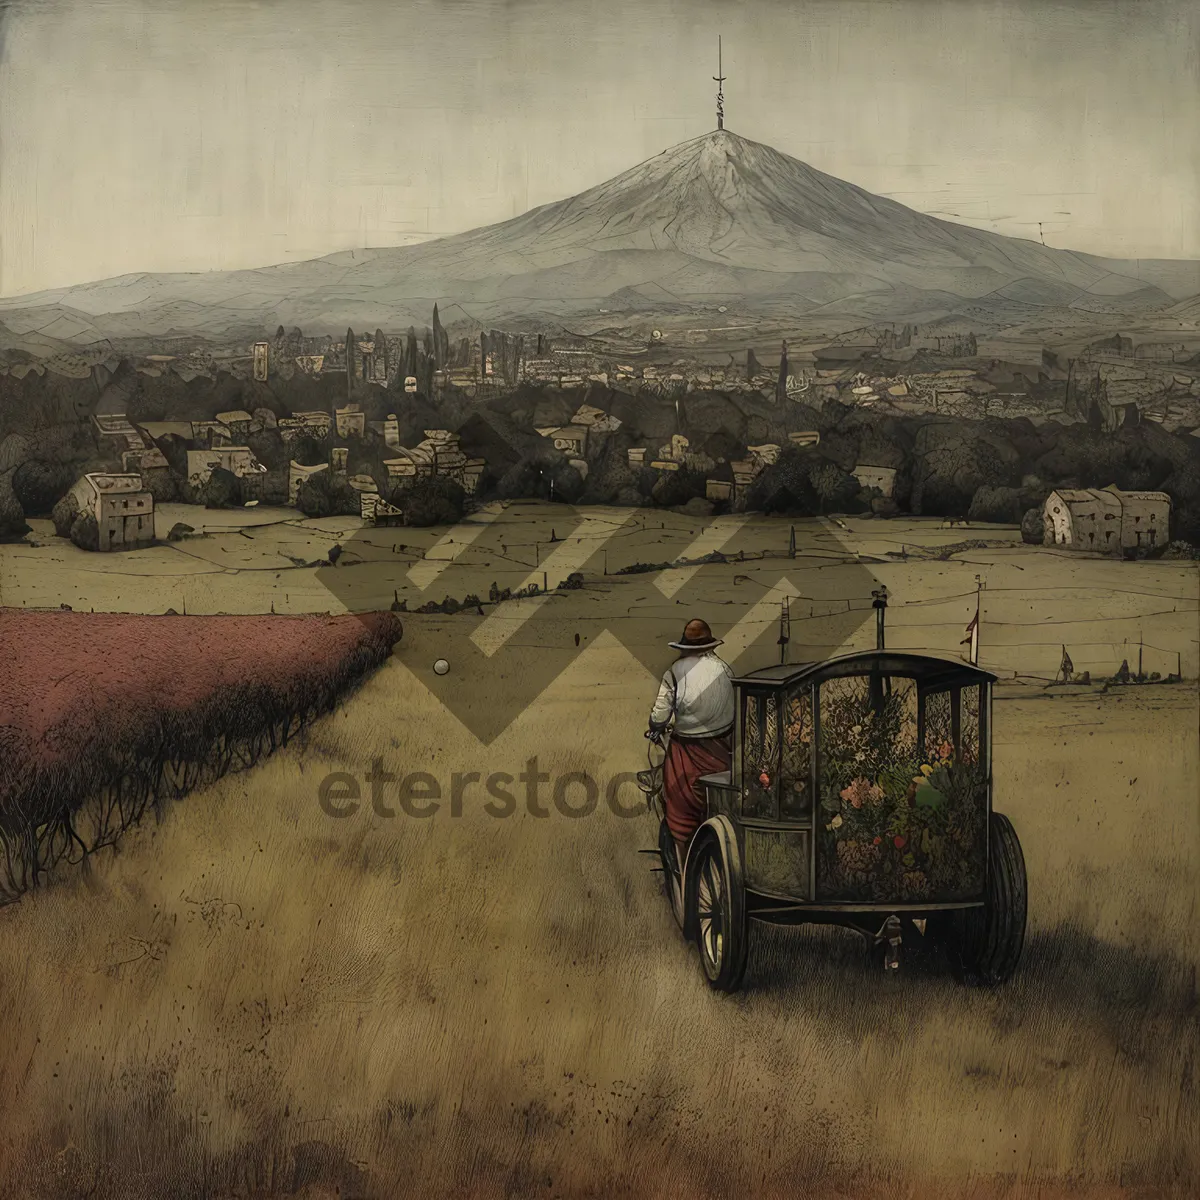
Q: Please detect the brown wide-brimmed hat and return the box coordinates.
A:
[669,618,723,652]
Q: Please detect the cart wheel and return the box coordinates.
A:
[945,811,1027,985]
[684,818,748,993]
[658,819,685,931]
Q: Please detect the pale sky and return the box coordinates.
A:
[1,0,1197,297]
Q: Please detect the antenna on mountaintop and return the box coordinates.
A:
[714,37,726,130]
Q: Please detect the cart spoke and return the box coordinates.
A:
[704,918,722,966]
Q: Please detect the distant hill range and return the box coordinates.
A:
[3,129,1200,350]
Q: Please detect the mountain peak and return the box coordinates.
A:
[2,127,1196,342]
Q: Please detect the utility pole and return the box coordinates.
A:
[872,586,888,651]
[713,37,726,131]
[778,596,791,665]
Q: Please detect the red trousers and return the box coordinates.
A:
[663,731,732,846]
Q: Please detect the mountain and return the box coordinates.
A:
[3,129,1199,346]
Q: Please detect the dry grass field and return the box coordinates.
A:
[0,511,1196,1198]
[0,637,1197,1198]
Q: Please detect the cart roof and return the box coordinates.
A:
[732,650,997,690]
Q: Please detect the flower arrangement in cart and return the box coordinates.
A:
[816,681,986,902]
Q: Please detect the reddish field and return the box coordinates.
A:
[0,609,402,899]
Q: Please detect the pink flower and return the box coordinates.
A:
[840,776,884,809]
[936,741,954,762]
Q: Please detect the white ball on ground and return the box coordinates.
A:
[433,658,450,676]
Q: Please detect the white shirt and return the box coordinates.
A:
[649,652,735,738]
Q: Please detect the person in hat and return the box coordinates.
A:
[647,618,735,864]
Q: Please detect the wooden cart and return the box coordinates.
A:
[660,650,1026,992]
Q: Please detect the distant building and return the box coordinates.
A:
[187,446,267,488]
[1043,486,1170,553]
[627,447,647,467]
[853,464,898,498]
[705,479,734,503]
[122,446,169,473]
[747,443,781,468]
[68,472,154,552]
[571,403,622,433]
[538,425,588,456]
[288,461,330,506]
[788,431,821,447]
[458,462,483,495]
[361,492,404,525]
[383,430,477,491]
[655,433,690,463]
[279,411,332,443]
[730,458,763,504]
[92,413,142,452]
[215,409,255,437]
[190,418,231,445]
[335,405,365,439]
[295,355,325,375]
[330,447,349,474]
[384,456,421,485]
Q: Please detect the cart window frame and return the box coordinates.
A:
[918,682,985,766]
[739,687,781,821]
[779,682,816,825]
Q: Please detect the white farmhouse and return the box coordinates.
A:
[1043,486,1170,553]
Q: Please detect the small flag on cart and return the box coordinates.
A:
[1059,645,1074,683]
[961,609,979,665]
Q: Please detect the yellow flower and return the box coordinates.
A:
[831,815,843,829]
[920,764,934,776]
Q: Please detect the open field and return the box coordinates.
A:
[0,631,1196,1198]
[2,508,1197,686]
[0,510,1197,1197]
